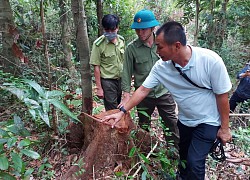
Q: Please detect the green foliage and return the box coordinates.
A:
[227,1,250,44]
[73,158,85,177]
[0,78,80,127]
[0,116,40,179]
[232,126,250,156]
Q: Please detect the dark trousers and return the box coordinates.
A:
[177,121,219,180]
[229,92,248,112]
[136,93,179,147]
[101,78,122,111]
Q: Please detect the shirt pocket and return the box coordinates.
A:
[134,57,151,74]
[102,51,116,64]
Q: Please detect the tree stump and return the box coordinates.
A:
[63,109,158,179]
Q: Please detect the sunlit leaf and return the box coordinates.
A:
[14,115,24,130]
[24,98,40,107]
[141,171,147,180]
[28,109,36,119]
[0,139,8,144]
[6,124,19,134]
[7,137,17,148]
[0,86,25,100]
[46,90,64,98]
[18,139,31,148]
[21,149,40,159]
[49,99,79,121]
[0,129,9,138]
[38,110,50,127]
[24,79,45,98]
[24,168,34,178]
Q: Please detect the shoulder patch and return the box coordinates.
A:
[94,35,105,46]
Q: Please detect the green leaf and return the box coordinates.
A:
[0,128,9,138]
[41,99,50,113]
[6,124,19,134]
[24,168,34,178]
[28,109,36,119]
[38,164,45,173]
[18,139,31,148]
[0,138,8,144]
[24,98,40,107]
[14,115,25,131]
[46,90,64,98]
[0,86,25,100]
[139,154,150,164]
[141,171,147,180]
[45,163,52,168]
[114,171,124,177]
[21,149,40,159]
[7,137,17,148]
[38,110,50,127]
[11,152,23,173]
[0,144,3,153]
[0,172,16,180]
[0,155,9,170]
[24,79,45,98]
[49,99,79,121]
[129,147,136,157]
[71,100,82,107]
[137,110,150,118]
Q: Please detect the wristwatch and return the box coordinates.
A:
[119,106,127,113]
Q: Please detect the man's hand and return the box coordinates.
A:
[102,111,125,128]
[96,87,104,99]
[246,70,250,77]
[217,127,232,145]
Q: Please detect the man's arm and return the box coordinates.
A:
[119,92,130,108]
[102,85,151,127]
[93,65,104,99]
[215,93,232,145]
[120,45,134,106]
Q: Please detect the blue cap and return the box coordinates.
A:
[131,9,160,29]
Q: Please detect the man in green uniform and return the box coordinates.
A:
[90,14,125,111]
[120,9,179,146]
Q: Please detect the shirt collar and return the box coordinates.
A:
[104,36,120,46]
[134,33,156,48]
[175,45,195,71]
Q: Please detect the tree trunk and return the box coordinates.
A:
[0,0,21,75]
[71,0,92,114]
[71,0,93,154]
[207,0,215,49]
[63,110,158,179]
[193,0,200,46]
[96,0,103,37]
[59,0,77,81]
[218,0,229,48]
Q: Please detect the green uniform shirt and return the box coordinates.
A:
[121,37,168,98]
[90,35,125,79]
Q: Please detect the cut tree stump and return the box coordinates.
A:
[63,109,158,179]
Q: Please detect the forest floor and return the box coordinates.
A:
[1,98,250,179]
[49,104,250,180]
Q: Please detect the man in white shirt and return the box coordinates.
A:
[103,21,232,180]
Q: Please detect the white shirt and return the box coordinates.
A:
[142,46,232,127]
